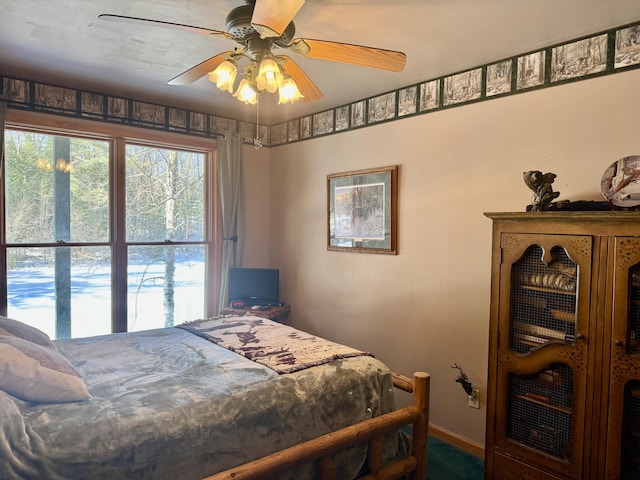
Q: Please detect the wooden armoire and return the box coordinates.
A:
[484,211,640,480]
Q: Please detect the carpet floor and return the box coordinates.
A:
[427,436,484,480]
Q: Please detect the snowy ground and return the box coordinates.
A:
[7,262,205,339]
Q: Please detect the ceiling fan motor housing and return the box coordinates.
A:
[226,4,295,47]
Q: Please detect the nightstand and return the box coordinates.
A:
[219,304,291,324]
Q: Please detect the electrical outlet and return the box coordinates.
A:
[468,388,480,409]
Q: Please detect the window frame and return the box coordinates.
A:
[1,109,221,335]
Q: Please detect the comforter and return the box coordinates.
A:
[0,318,399,479]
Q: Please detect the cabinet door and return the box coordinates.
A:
[605,237,640,480]
[493,233,594,479]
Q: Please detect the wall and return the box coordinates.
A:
[264,69,640,449]
[238,145,271,268]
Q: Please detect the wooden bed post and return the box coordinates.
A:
[367,436,384,474]
[318,455,336,480]
[411,372,430,480]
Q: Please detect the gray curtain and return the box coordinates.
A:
[0,101,7,180]
[216,131,243,312]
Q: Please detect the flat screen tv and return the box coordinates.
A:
[228,268,280,305]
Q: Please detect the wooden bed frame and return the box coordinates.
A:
[204,371,430,480]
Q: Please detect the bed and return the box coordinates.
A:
[0,315,429,480]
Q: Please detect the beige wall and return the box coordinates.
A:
[252,69,640,448]
[237,145,271,268]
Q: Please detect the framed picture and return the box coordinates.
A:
[327,165,398,254]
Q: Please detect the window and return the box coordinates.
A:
[125,144,207,332]
[2,117,218,339]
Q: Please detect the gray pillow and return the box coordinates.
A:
[0,316,57,350]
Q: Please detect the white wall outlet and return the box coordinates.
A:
[468,388,480,409]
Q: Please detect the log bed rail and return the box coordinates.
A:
[204,371,430,480]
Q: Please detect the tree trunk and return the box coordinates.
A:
[163,151,178,327]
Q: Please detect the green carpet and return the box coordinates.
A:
[427,436,484,480]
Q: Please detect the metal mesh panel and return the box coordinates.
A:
[508,364,573,459]
[622,381,640,479]
[510,245,578,354]
[629,265,640,355]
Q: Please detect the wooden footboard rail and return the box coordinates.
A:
[204,371,430,480]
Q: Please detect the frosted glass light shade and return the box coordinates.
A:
[278,77,304,104]
[208,61,237,93]
[233,79,258,105]
[256,58,283,93]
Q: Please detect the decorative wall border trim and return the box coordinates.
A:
[0,76,264,145]
[270,19,640,146]
[2,20,639,148]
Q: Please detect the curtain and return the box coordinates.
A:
[216,131,243,312]
[0,101,7,181]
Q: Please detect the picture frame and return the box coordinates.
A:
[327,165,398,254]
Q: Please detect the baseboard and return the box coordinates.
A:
[429,424,485,458]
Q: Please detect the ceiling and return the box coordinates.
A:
[1,0,640,125]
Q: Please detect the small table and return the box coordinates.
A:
[219,304,291,324]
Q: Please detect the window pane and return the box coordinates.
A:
[128,245,205,331]
[4,131,110,243]
[126,145,205,242]
[7,246,112,339]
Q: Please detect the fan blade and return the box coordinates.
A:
[278,56,323,102]
[168,52,234,85]
[251,0,305,38]
[98,14,233,41]
[287,38,406,72]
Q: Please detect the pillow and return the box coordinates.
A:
[0,335,91,403]
[0,316,57,350]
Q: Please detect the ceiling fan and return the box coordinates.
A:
[99,0,406,105]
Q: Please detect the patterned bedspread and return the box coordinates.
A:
[0,318,399,480]
[178,316,371,373]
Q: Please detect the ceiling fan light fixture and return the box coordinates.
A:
[233,78,258,105]
[208,60,238,93]
[101,0,406,108]
[278,76,303,104]
[256,58,283,93]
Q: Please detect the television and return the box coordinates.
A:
[228,268,280,306]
